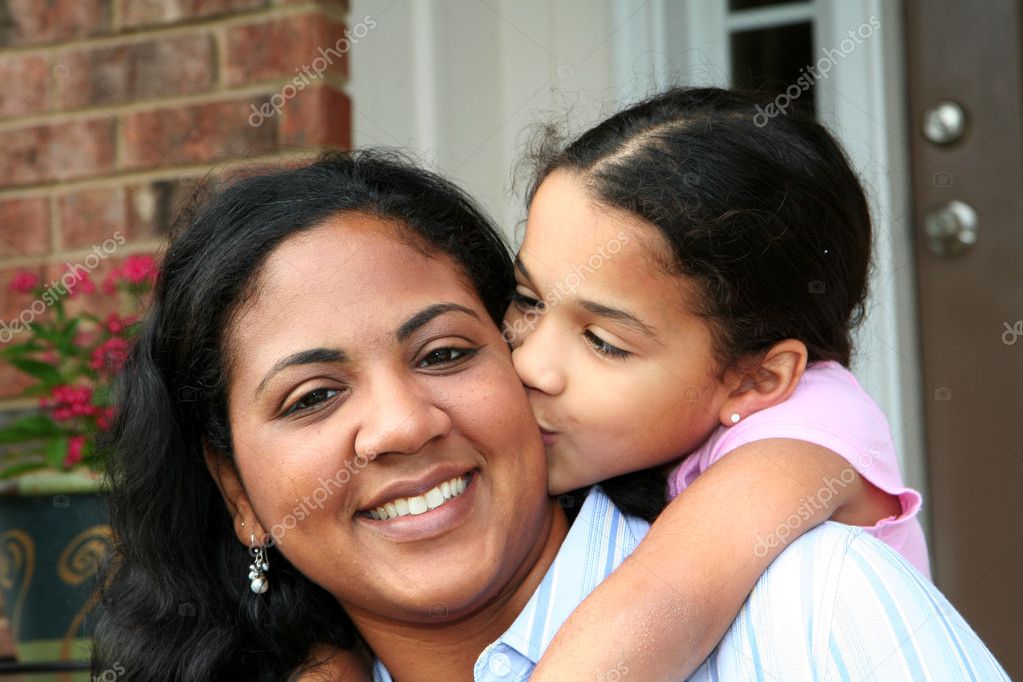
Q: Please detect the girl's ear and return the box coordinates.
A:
[717,339,808,427]
[203,440,269,547]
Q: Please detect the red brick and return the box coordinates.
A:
[59,187,129,250]
[280,85,350,148]
[0,361,34,400]
[121,99,278,170]
[55,35,214,111]
[0,198,50,258]
[0,0,110,47]
[118,0,266,29]
[0,54,51,117]
[0,119,115,187]
[127,176,215,240]
[224,13,348,86]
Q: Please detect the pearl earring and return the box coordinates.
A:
[730,413,741,424]
[248,533,269,594]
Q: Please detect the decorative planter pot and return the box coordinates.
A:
[0,470,109,680]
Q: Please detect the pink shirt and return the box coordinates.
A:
[667,360,931,578]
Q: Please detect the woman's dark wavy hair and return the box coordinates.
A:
[90,149,515,681]
[531,86,874,524]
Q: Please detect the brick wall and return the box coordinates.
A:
[0,0,353,408]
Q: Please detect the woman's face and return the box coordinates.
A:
[504,170,732,495]
[217,212,551,624]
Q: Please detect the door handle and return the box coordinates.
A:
[924,200,978,256]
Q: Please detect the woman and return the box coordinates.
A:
[92,149,558,680]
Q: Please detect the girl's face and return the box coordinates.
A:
[219,213,553,624]
[504,169,733,495]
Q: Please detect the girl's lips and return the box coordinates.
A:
[539,428,557,446]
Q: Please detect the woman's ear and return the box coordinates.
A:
[717,339,808,427]
[203,440,268,547]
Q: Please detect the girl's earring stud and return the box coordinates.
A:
[730,413,741,424]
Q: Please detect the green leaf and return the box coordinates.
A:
[0,340,43,358]
[7,357,63,385]
[0,414,64,444]
[44,436,69,469]
[55,317,81,355]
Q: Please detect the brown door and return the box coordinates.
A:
[905,0,1023,675]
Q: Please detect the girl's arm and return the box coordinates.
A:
[529,438,901,681]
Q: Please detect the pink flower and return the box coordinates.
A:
[64,435,86,468]
[103,255,159,294]
[121,254,158,285]
[43,384,96,422]
[90,337,129,374]
[96,406,115,431]
[8,270,38,294]
[101,268,120,295]
[66,271,96,298]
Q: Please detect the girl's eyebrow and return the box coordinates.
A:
[517,254,660,340]
[579,300,659,338]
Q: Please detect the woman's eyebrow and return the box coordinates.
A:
[396,303,480,342]
[255,347,348,398]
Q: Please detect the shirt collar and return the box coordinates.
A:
[373,487,648,681]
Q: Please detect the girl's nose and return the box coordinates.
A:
[510,320,566,396]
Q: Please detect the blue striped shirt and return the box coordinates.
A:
[373,488,1008,681]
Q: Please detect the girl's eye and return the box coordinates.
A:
[417,346,479,369]
[584,330,631,360]
[284,387,341,417]
[512,291,546,312]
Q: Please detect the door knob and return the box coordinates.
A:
[924,200,978,256]
[923,101,967,144]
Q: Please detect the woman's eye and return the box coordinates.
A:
[512,292,546,311]
[284,387,341,416]
[584,330,631,360]
[417,346,479,369]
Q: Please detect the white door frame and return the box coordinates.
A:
[350,0,928,525]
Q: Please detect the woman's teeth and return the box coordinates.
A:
[369,475,468,520]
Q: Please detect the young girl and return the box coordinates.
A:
[502,86,930,680]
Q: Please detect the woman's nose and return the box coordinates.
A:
[354,375,452,459]
[510,319,565,396]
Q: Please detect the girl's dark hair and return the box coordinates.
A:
[529,86,873,372]
[91,150,514,681]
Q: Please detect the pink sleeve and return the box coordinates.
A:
[667,361,930,576]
